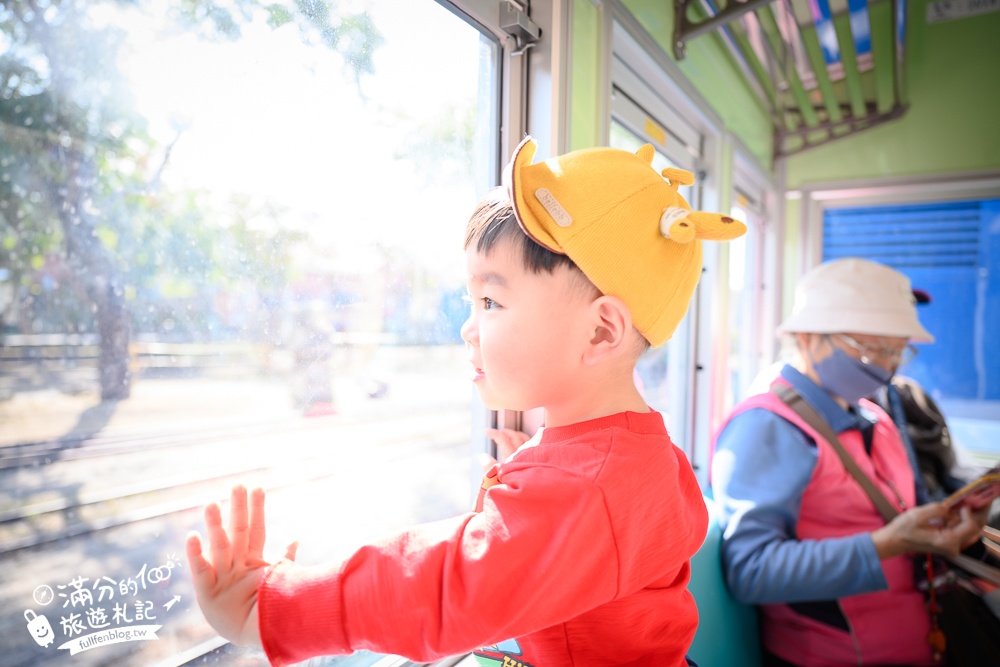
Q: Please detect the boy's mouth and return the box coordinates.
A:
[470,364,485,381]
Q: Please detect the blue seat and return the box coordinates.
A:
[687,496,762,667]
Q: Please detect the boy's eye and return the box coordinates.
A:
[462,294,498,310]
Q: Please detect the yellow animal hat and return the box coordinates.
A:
[503,136,745,347]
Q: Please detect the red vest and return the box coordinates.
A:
[726,385,935,666]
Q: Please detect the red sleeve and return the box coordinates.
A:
[258,467,620,665]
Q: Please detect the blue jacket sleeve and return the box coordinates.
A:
[711,408,888,604]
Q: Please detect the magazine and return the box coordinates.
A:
[943,463,1000,509]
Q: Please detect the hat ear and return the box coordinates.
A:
[503,135,538,193]
[504,136,563,252]
[661,167,695,191]
[636,144,655,165]
[660,208,746,244]
[659,207,697,244]
[686,211,746,241]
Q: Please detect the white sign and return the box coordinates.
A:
[927,0,1000,23]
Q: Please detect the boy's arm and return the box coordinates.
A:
[257,467,621,665]
[186,486,297,648]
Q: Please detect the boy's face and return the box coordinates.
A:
[461,239,597,412]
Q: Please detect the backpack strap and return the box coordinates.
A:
[771,383,900,523]
[773,384,1000,589]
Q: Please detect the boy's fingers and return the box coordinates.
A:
[486,427,529,459]
[478,452,498,472]
[284,540,300,562]
[229,485,250,558]
[205,502,233,570]
[486,427,528,444]
[247,487,267,558]
[185,532,217,589]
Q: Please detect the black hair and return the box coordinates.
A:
[463,187,651,356]
[463,186,577,275]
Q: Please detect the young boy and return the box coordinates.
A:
[187,136,745,666]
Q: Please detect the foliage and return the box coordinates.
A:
[0,0,381,350]
[394,102,478,187]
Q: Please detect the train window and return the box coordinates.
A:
[610,18,730,473]
[0,0,503,664]
[723,151,780,414]
[607,81,700,180]
[608,119,695,205]
[726,199,753,407]
[822,198,1000,469]
[607,119,696,442]
[724,195,767,409]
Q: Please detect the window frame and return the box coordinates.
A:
[1,1,522,665]
[726,145,782,408]
[605,9,729,482]
[429,0,536,472]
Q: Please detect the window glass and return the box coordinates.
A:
[610,24,721,472]
[724,190,777,414]
[609,121,694,203]
[0,0,499,664]
[822,199,1000,468]
[726,202,752,409]
[608,119,695,443]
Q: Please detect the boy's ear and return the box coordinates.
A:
[583,295,633,364]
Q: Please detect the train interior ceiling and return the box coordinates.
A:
[0,0,998,666]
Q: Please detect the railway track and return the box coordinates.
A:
[0,418,298,470]
[0,409,470,554]
[0,401,455,470]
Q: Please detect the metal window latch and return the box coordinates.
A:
[500,1,540,51]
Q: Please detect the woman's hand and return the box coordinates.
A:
[871,501,987,559]
[186,485,298,647]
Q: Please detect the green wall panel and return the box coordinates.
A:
[570,0,997,188]
[616,0,774,166]
[786,1,1000,187]
[571,0,603,150]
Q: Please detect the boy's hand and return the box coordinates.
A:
[479,427,531,471]
[186,485,298,647]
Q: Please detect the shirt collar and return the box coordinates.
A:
[779,364,862,434]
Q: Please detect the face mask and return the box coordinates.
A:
[813,347,894,404]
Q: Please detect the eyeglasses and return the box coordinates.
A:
[835,334,919,367]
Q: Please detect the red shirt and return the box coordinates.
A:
[258,410,707,666]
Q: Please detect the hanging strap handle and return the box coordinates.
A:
[772,383,900,522]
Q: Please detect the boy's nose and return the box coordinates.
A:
[460,315,477,345]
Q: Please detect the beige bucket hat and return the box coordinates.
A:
[778,258,934,342]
